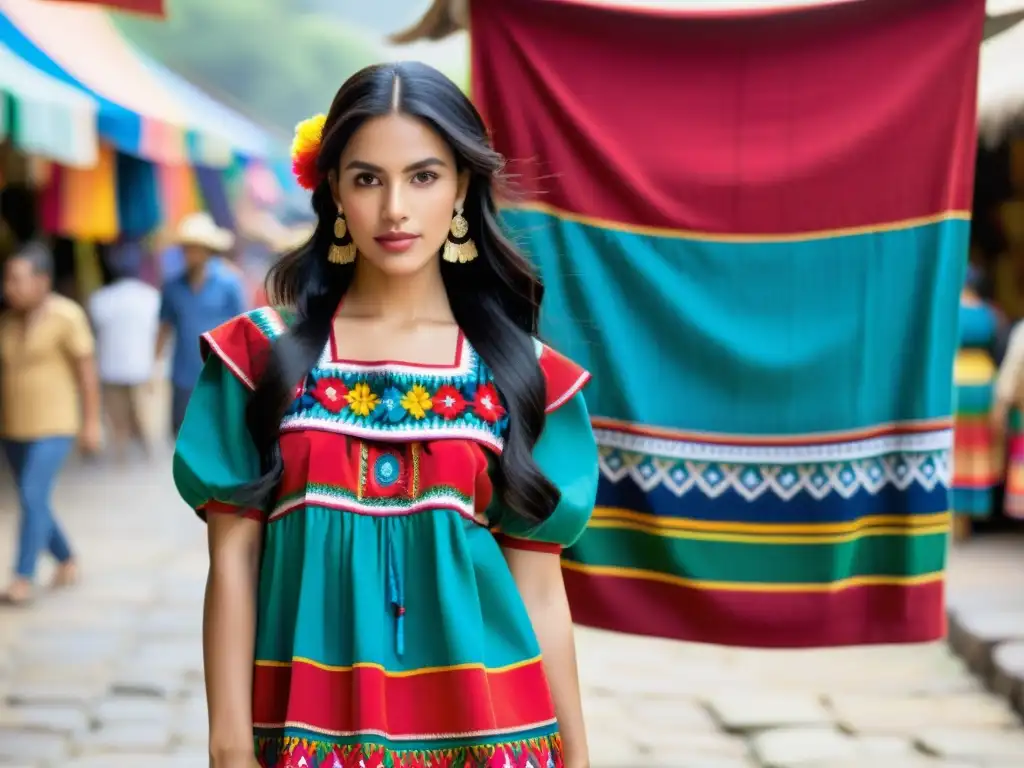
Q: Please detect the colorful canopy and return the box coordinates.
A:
[0,41,98,167]
[0,0,275,166]
[138,52,274,163]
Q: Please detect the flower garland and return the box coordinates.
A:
[291,374,506,426]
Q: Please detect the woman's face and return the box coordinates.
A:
[333,113,469,278]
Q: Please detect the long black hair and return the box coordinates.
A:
[235,62,559,525]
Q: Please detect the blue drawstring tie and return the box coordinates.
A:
[387,534,405,658]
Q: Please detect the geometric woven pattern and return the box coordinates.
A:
[599,446,950,501]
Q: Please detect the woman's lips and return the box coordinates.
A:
[374,233,420,253]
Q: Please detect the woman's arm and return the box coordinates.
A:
[504,547,589,768]
[205,513,263,768]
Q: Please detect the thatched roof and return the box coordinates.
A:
[389,0,466,44]
[390,0,1024,44]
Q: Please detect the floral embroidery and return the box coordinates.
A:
[474,383,506,423]
[312,378,348,413]
[434,384,467,419]
[401,384,433,420]
[346,381,380,417]
[373,386,407,423]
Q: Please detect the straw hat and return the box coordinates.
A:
[176,211,235,253]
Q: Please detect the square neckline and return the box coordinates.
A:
[328,304,467,373]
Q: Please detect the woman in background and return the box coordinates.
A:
[953,264,1002,541]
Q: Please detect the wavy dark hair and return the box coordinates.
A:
[234,62,559,525]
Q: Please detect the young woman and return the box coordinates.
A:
[173,63,596,768]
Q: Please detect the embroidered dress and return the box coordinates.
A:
[172,306,597,768]
[952,301,1000,518]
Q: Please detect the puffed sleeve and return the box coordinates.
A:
[171,308,284,523]
[492,344,598,553]
[172,357,263,522]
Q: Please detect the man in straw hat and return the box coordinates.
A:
[155,212,245,438]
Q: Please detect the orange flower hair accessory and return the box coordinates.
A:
[291,113,327,190]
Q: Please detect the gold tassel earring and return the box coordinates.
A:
[328,211,357,265]
[442,207,477,264]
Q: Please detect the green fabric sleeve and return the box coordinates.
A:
[172,357,262,519]
[493,391,598,550]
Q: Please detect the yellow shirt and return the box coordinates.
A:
[0,295,95,440]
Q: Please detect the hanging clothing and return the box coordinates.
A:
[952,300,1000,518]
[172,306,597,768]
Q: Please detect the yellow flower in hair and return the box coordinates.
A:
[291,113,327,190]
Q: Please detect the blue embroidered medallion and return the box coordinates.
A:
[374,454,401,487]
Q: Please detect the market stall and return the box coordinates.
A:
[0,0,283,305]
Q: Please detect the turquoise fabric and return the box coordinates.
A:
[505,208,968,434]
[172,359,260,512]
[958,302,997,351]
[493,391,599,548]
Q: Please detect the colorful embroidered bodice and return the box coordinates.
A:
[199,307,589,530]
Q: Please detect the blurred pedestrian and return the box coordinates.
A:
[0,241,101,605]
[952,263,1003,542]
[89,239,160,462]
[155,212,245,438]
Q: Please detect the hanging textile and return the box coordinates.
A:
[158,163,202,228]
[58,143,119,242]
[73,239,104,299]
[195,166,235,231]
[471,0,983,647]
[116,152,160,239]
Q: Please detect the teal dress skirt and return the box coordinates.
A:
[172,307,598,768]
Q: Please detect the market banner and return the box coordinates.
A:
[47,0,164,16]
[471,0,984,647]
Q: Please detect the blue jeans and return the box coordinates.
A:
[3,436,75,579]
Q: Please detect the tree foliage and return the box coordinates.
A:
[116,0,386,131]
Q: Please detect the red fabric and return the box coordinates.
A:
[562,566,946,648]
[538,344,590,413]
[252,658,555,737]
[37,164,63,235]
[49,0,165,15]
[275,432,491,523]
[197,500,262,523]
[471,0,983,235]
[200,313,276,390]
[495,534,563,555]
[550,0,861,18]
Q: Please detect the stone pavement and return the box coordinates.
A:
[0,452,1023,768]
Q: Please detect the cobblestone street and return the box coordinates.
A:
[1,451,1024,768]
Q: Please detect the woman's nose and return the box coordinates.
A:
[383,186,409,224]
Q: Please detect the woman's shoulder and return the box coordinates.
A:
[200,305,296,390]
[531,338,591,414]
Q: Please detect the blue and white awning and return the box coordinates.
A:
[0,41,99,167]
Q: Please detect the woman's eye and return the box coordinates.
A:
[354,173,379,186]
[412,171,438,185]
